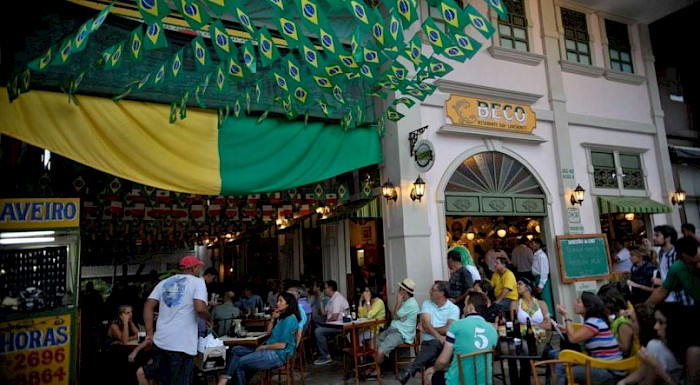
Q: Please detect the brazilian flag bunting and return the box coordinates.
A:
[144,21,168,51]
[137,0,171,23]
[130,27,144,61]
[465,4,495,39]
[176,0,211,31]
[191,35,210,71]
[256,27,281,67]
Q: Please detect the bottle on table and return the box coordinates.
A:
[525,318,537,355]
[497,311,507,338]
[351,304,357,320]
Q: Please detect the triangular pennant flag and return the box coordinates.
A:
[130,27,144,61]
[485,0,508,20]
[72,19,93,52]
[176,0,211,31]
[191,35,210,71]
[256,27,280,67]
[465,4,496,39]
[137,0,171,23]
[209,20,232,60]
[144,21,168,51]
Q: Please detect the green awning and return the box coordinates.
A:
[598,196,672,215]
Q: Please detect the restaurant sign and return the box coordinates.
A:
[445,95,536,134]
[0,198,80,230]
[0,314,72,385]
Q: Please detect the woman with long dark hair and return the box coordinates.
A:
[552,292,623,384]
[217,292,300,385]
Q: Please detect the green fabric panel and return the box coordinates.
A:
[218,116,382,194]
[598,196,672,215]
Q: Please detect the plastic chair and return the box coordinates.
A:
[456,349,495,385]
[558,350,640,372]
[530,359,590,385]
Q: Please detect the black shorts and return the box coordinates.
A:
[142,345,195,385]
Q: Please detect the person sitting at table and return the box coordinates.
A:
[217,292,300,385]
[235,286,264,314]
[313,280,349,365]
[308,280,330,325]
[423,292,498,385]
[551,292,623,385]
[357,284,386,346]
[509,277,551,331]
[598,285,638,357]
[397,281,460,385]
[491,257,518,315]
[374,278,419,365]
[212,289,240,336]
[107,304,140,345]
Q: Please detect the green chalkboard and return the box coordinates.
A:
[556,234,612,283]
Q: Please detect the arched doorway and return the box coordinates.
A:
[443,151,548,293]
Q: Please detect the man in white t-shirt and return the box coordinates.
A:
[136,255,210,385]
[313,280,349,365]
[613,239,633,273]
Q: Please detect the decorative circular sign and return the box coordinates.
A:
[414,139,435,172]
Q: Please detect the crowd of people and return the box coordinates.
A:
[83,221,700,385]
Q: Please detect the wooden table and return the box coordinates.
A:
[243,317,272,332]
[323,318,385,385]
[219,332,268,348]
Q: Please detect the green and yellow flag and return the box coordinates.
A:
[256,27,280,67]
[485,0,508,20]
[394,0,418,27]
[52,38,73,66]
[27,47,53,72]
[210,20,232,60]
[191,35,210,71]
[201,0,230,16]
[242,41,256,72]
[144,21,168,51]
[277,16,301,48]
[231,2,256,35]
[137,0,171,23]
[176,0,211,31]
[72,19,93,52]
[465,4,495,39]
[130,27,144,61]
[440,0,468,33]
[453,32,482,59]
[103,41,125,70]
[422,17,450,54]
[170,49,184,79]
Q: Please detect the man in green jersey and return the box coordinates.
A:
[423,292,498,385]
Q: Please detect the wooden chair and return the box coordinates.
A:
[455,349,495,385]
[530,359,591,385]
[342,319,383,384]
[558,350,640,373]
[261,331,304,385]
[394,315,422,375]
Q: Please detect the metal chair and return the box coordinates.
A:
[456,349,496,385]
[530,359,591,385]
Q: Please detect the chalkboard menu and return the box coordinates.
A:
[556,234,612,283]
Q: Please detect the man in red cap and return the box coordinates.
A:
[136,255,210,385]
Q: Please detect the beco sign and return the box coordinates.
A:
[445,94,536,134]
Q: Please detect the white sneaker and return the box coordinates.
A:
[313,357,332,365]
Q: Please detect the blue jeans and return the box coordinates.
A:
[314,326,341,359]
[221,346,284,385]
[548,349,620,385]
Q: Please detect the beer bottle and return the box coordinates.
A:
[525,318,537,354]
[497,311,507,338]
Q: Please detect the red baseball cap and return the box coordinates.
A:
[179,255,204,269]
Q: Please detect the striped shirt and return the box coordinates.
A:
[582,317,623,361]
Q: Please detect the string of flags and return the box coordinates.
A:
[10,0,507,133]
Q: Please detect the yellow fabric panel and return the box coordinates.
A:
[0,89,220,194]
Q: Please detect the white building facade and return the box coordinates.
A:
[381,0,685,312]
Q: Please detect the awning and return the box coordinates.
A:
[669,145,700,165]
[598,196,672,215]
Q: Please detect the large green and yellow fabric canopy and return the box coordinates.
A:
[0,89,381,195]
